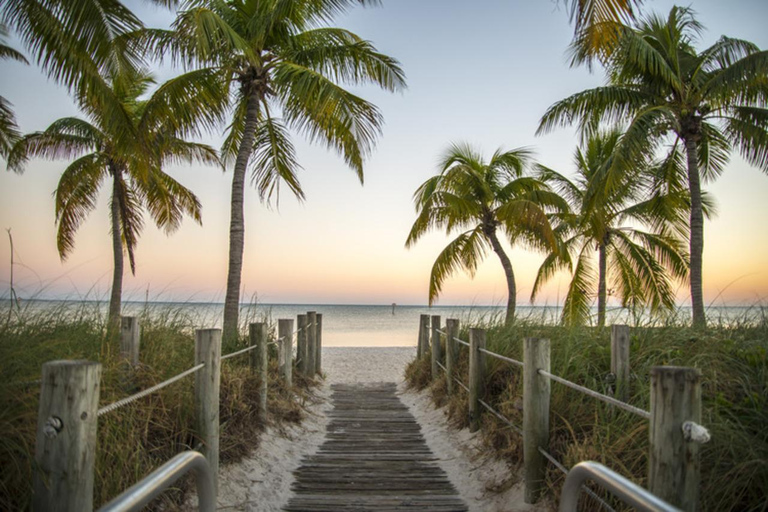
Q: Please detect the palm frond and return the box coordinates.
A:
[54,153,107,258]
[250,111,304,202]
[428,228,487,305]
[561,243,595,326]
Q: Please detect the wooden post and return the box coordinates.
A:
[649,366,702,512]
[306,311,317,376]
[418,314,430,359]
[33,360,101,512]
[523,337,551,504]
[120,316,140,365]
[297,314,308,374]
[468,328,486,432]
[445,319,459,395]
[195,329,221,495]
[611,324,631,402]
[278,319,293,388]
[431,315,442,381]
[250,323,268,418]
[315,314,323,375]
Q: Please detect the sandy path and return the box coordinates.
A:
[203,347,540,512]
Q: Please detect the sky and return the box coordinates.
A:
[1,0,767,307]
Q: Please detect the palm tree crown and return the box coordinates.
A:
[147,0,406,340]
[538,6,768,327]
[407,143,566,325]
[533,129,691,326]
[9,70,217,327]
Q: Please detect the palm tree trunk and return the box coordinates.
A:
[684,136,706,328]
[108,169,124,335]
[597,240,607,328]
[222,91,262,342]
[487,229,517,325]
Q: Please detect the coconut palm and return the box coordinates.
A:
[0,22,28,158]
[143,0,406,341]
[532,129,692,327]
[406,144,566,325]
[8,70,218,329]
[538,6,768,327]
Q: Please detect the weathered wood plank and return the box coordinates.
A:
[284,383,467,511]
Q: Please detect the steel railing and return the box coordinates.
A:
[97,451,215,512]
[559,461,680,512]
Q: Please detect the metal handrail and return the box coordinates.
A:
[559,461,679,512]
[98,451,215,512]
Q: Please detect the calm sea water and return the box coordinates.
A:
[6,300,765,347]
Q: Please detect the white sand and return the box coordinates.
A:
[193,347,541,511]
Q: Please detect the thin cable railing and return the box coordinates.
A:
[477,398,522,434]
[454,337,470,348]
[97,363,205,417]
[538,369,650,419]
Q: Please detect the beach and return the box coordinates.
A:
[204,347,538,512]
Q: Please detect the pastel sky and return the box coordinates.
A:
[1,0,767,306]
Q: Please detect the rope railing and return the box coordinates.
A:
[453,376,469,393]
[538,447,617,512]
[436,360,447,373]
[436,329,448,336]
[478,347,523,368]
[478,398,522,435]
[537,369,651,419]
[221,344,258,361]
[97,363,205,417]
[454,337,470,348]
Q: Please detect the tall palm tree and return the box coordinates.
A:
[145,0,406,341]
[406,144,566,325]
[0,22,28,158]
[538,6,768,327]
[532,129,691,327]
[8,70,218,329]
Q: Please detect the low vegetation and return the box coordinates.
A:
[0,302,317,510]
[405,311,768,511]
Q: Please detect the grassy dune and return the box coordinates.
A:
[0,302,315,510]
[406,313,768,511]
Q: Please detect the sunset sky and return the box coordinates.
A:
[1,0,767,307]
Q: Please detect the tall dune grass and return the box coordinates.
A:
[405,310,768,511]
[0,300,315,510]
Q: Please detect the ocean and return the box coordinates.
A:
[5,300,765,347]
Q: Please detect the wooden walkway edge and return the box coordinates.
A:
[284,383,468,511]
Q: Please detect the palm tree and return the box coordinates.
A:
[406,144,566,325]
[8,70,218,329]
[145,0,406,341]
[0,22,28,158]
[538,6,768,328]
[532,129,691,327]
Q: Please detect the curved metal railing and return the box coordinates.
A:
[97,451,215,512]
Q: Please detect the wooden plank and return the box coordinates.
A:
[284,383,467,511]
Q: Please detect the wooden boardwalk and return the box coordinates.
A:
[284,383,468,512]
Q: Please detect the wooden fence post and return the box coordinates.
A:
[523,337,551,504]
[278,319,293,388]
[195,329,221,495]
[250,323,267,418]
[445,319,459,395]
[431,315,442,381]
[120,316,140,366]
[468,328,486,432]
[649,366,702,512]
[315,314,323,375]
[307,311,317,376]
[611,324,631,402]
[297,314,308,374]
[33,360,101,512]
[418,314,429,358]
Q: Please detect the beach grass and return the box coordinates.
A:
[405,310,768,511]
[0,301,315,511]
